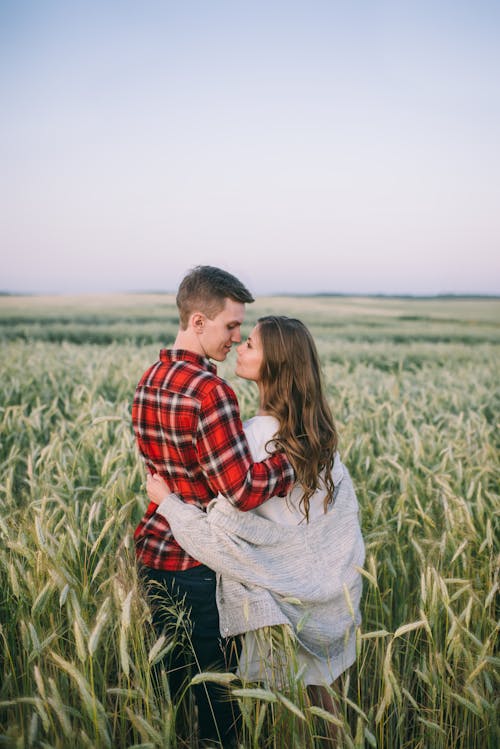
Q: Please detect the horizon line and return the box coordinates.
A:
[1,290,500,301]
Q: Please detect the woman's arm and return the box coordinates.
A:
[147,474,267,580]
[146,474,363,603]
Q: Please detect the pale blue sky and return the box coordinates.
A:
[1,0,499,295]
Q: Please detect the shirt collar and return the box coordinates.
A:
[160,348,217,374]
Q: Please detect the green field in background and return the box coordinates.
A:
[1,294,498,748]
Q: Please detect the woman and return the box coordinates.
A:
[147,316,365,712]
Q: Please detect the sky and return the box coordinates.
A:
[1,0,499,296]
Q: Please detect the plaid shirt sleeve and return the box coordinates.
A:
[196,383,295,511]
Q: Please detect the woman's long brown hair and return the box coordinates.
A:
[257,316,338,521]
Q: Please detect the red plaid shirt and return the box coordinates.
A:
[132,349,295,571]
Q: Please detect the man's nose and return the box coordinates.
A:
[231,329,242,343]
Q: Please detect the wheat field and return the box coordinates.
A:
[0,294,498,748]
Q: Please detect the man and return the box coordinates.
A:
[132,266,294,747]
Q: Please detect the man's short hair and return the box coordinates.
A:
[176,265,254,329]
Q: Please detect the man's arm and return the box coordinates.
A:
[196,383,294,511]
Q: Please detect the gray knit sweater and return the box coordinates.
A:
[156,458,365,662]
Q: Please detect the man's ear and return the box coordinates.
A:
[191,312,205,334]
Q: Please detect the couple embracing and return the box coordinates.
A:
[132,265,365,747]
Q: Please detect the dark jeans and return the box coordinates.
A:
[141,564,240,746]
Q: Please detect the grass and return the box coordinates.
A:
[0,294,498,747]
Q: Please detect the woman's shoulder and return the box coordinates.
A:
[243,415,280,461]
[243,414,279,435]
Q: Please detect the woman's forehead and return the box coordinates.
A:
[248,324,261,340]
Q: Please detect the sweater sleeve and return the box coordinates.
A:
[156,494,282,588]
[156,473,364,604]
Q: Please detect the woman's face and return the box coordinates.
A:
[235,324,264,382]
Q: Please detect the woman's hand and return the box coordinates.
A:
[146,473,171,505]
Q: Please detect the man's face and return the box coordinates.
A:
[199,298,245,361]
